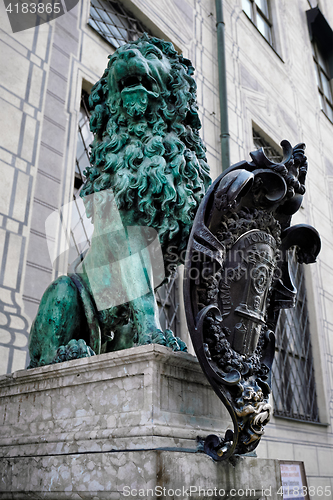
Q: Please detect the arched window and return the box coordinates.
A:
[88,0,151,49]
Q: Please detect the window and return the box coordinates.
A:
[312,41,333,122]
[272,250,319,422]
[69,90,94,269]
[75,91,91,194]
[242,0,273,45]
[252,127,282,162]
[155,271,180,338]
[252,129,319,422]
[307,7,333,123]
[88,0,151,49]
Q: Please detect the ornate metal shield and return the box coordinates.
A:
[183,141,321,460]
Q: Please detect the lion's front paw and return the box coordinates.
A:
[138,329,187,352]
[52,339,95,364]
[163,329,188,352]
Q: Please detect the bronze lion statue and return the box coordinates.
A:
[28,35,211,368]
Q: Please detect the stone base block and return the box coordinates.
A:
[1,450,281,499]
[0,345,282,499]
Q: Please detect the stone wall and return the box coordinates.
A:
[0,6,53,374]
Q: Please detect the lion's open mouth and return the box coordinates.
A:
[119,74,157,93]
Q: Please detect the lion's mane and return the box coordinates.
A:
[80,35,211,265]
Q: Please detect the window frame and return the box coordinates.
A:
[75,90,91,193]
[88,0,151,49]
[69,90,94,270]
[242,0,274,47]
[312,40,333,123]
[272,250,320,423]
[252,127,283,163]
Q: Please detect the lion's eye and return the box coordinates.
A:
[145,50,162,60]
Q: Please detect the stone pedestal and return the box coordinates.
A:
[0,345,281,499]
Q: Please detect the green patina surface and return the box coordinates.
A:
[28,35,211,368]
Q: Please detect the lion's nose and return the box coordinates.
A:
[123,49,138,60]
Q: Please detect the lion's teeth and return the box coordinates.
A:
[138,76,142,81]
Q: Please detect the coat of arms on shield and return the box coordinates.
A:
[184,141,321,460]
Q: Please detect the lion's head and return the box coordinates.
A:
[80,34,211,265]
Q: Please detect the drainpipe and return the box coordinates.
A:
[215,0,230,172]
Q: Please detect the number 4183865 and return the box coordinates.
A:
[6,3,61,14]
[277,485,332,497]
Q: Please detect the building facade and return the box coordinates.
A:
[0,0,333,494]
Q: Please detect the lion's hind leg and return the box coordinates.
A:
[28,276,91,368]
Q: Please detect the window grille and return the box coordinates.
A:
[75,91,91,193]
[312,41,333,123]
[69,91,94,268]
[88,0,151,49]
[242,0,273,45]
[272,250,319,422]
[252,129,319,422]
[252,128,283,162]
[155,271,180,338]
